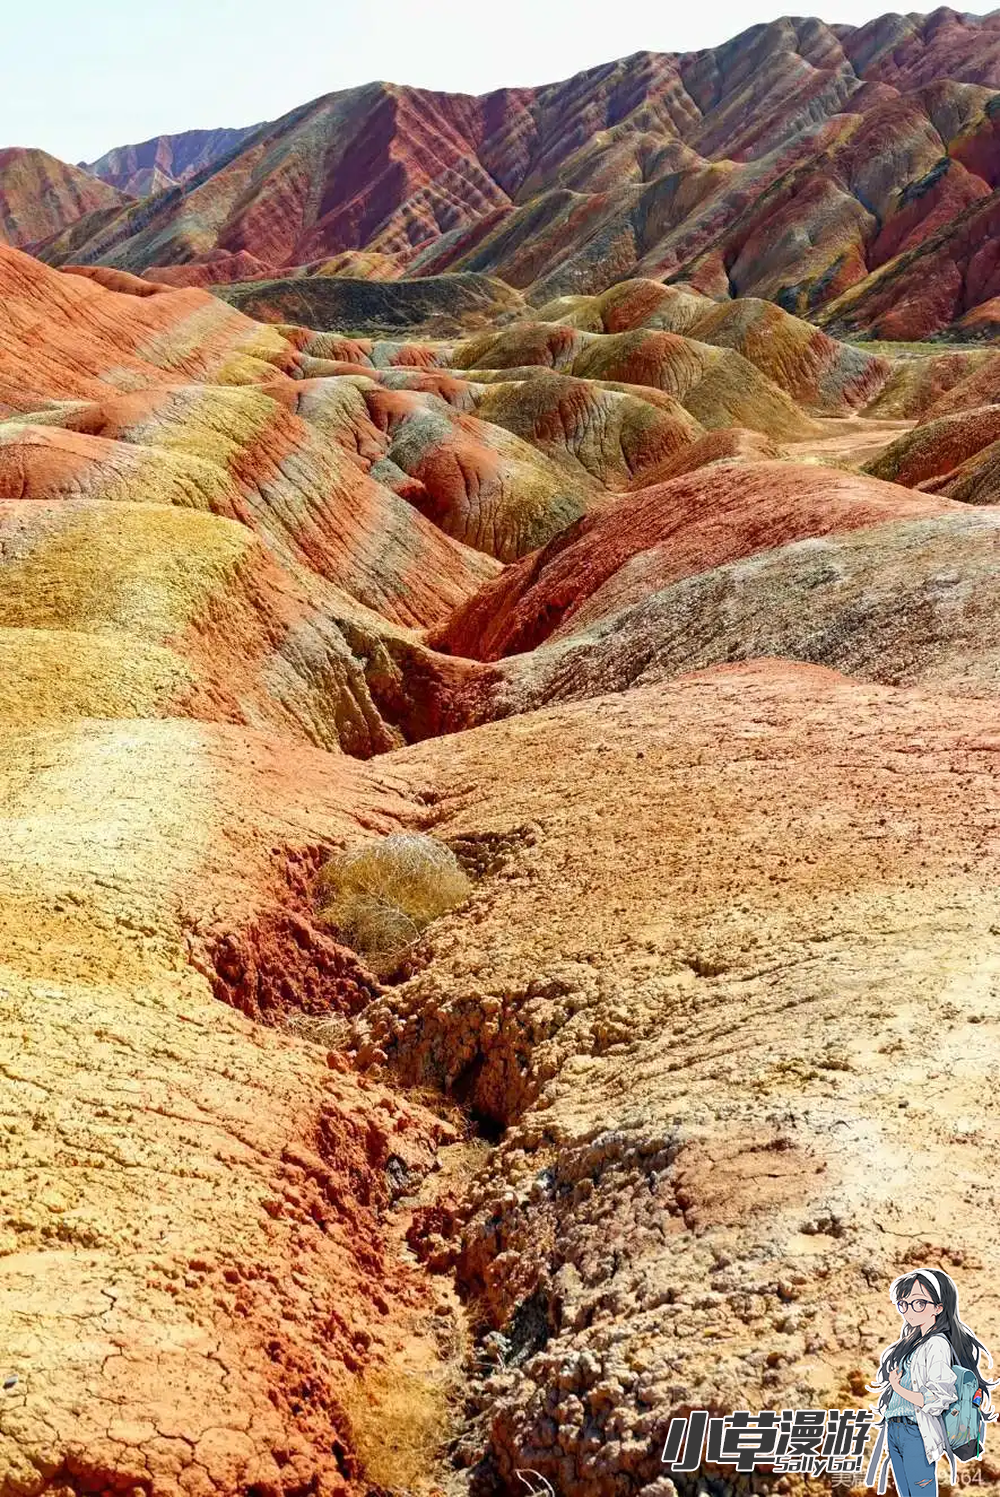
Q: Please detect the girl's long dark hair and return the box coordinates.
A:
[870,1268,998,1419]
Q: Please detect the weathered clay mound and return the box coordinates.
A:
[862,346,997,419]
[0,245,506,1496]
[0,245,299,413]
[624,426,784,488]
[456,322,589,372]
[917,436,1000,504]
[455,324,821,441]
[61,263,176,297]
[468,375,703,491]
[922,348,1000,418]
[0,383,497,627]
[356,384,599,561]
[677,298,886,414]
[537,279,891,415]
[148,250,412,291]
[949,293,1000,340]
[144,251,277,288]
[431,461,956,661]
[0,481,474,752]
[535,279,713,336]
[570,332,819,439]
[465,509,1000,722]
[866,404,1000,485]
[306,250,408,281]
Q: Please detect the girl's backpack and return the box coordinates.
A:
[945,1364,987,1463]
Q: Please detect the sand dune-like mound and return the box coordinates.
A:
[467,375,703,491]
[0,384,498,626]
[454,324,821,440]
[624,425,785,487]
[432,461,956,660]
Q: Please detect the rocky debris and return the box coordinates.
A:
[533,283,890,417]
[351,661,1000,1495]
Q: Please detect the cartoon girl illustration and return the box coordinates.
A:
[866,1267,996,1496]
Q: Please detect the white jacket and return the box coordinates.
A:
[867,1333,959,1493]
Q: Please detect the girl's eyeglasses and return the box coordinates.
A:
[897,1298,934,1313]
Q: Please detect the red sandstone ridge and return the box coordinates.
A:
[13,9,1000,336]
[818,187,1000,339]
[0,147,130,248]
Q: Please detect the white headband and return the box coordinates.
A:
[892,1268,942,1300]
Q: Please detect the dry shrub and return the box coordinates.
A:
[339,1363,458,1493]
[316,832,471,963]
[281,1011,354,1050]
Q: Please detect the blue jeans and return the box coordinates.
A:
[888,1417,937,1496]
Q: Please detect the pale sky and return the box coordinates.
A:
[1,0,987,164]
